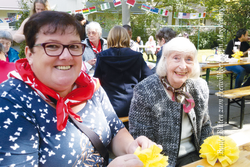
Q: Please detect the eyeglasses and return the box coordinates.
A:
[87,31,97,36]
[33,42,86,56]
[0,41,11,46]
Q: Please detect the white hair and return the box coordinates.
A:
[85,21,102,37]
[156,37,200,79]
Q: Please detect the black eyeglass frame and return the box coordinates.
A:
[33,42,86,57]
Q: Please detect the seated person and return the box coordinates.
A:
[129,37,213,167]
[94,26,152,126]
[145,36,156,61]
[0,30,19,62]
[0,11,157,167]
[225,28,250,88]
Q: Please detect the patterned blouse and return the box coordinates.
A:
[0,78,124,167]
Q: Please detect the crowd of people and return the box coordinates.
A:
[1,1,250,166]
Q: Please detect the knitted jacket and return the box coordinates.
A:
[129,74,213,167]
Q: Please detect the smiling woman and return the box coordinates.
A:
[129,37,213,167]
[0,11,158,167]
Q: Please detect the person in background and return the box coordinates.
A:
[0,11,158,167]
[0,43,16,83]
[152,27,176,72]
[225,28,250,88]
[13,0,50,43]
[122,24,139,52]
[136,36,143,53]
[0,30,19,62]
[74,13,89,41]
[129,37,213,167]
[145,35,156,61]
[82,21,107,75]
[94,26,153,128]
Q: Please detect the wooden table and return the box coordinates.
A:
[183,142,250,167]
[201,61,250,87]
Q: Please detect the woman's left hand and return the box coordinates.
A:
[126,136,161,154]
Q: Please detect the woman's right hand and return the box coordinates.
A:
[87,58,97,65]
[108,154,143,167]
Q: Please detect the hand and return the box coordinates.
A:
[87,58,96,65]
[126,136,162,154]
[108,154,143,167]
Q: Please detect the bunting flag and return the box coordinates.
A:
[141,4,150,11]
[67,11,72,15]
[150,7,159,14]
[89,6,97,13]
[159,9,168,16]
[126,0,135,7]
[190,13,199,19]
[178,12,183,18]
[82,8,90,14]
[199,12,206,18]
[0,19,3,23]
[113,0,121,7]
[174,12,178,18]
[101,3,111,11]
[182,13,190,19]
[4,18,10,23]
[75,9,82,13]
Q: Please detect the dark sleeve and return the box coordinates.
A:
[93,55,101,79]
[225,40,234,57]
[140,56,153,80]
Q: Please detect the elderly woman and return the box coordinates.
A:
[13,0,50,43]
[0,30,19,62]
[94,26,152,123]
[82,21,107,74]
[129,37,213,167]
[0,11,157,167]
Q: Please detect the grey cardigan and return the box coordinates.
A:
[82,38,108,72]
[129,74,213,167]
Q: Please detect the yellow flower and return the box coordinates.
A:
[134,145,168,167]
[200,135,239,167]
[232,51,244,61]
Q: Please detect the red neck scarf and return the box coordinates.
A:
[10,58,100,131]
[90,40,102,54]
[161,77,195,113]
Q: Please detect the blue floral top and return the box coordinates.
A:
[0,78,124,166]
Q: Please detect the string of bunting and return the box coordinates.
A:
[0,14,22,24]
[66,0,206,20]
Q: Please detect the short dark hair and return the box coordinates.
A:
[74,13,84,22]
[24,11,83,49]
[236,29,247,38]
[155,27,176,43]
[122,24,132,31]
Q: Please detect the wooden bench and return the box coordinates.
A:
[119,116,129,123]
[215,86,250,129]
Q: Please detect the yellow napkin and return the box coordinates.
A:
[232,51,243,61]
[134,145,168,167]
[199,135,239,167]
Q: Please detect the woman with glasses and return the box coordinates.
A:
[82,21,107,75]
[0,11,158,167]
[13,0,50,43]
[0,30,19,62]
